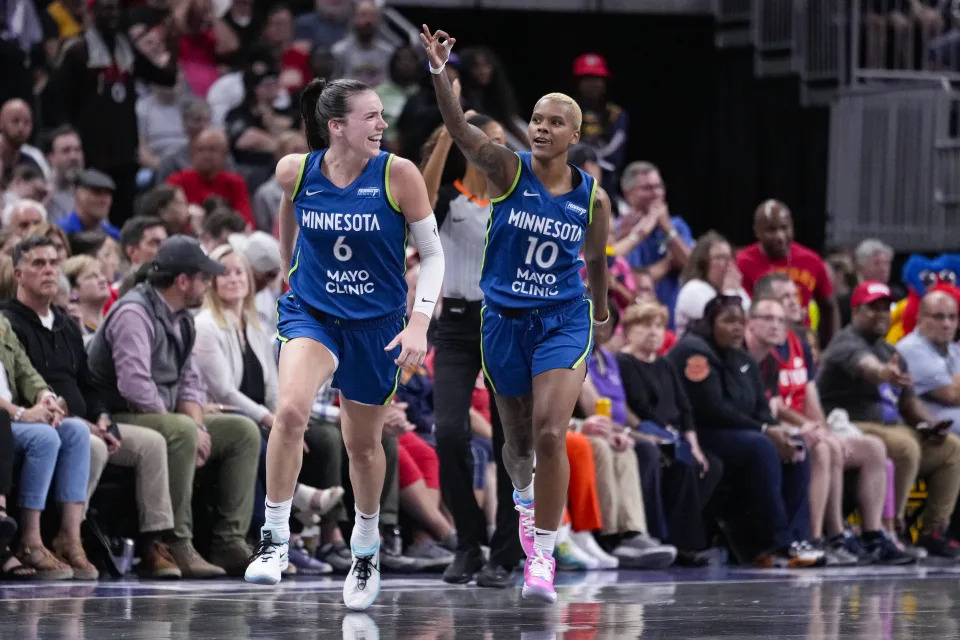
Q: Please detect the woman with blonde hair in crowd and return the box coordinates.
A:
[61,255,110,341]
[618,300,724,566]
[193,244,342,573]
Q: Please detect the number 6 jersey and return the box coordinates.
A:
[289,150,408,320]
[481,151,597,309]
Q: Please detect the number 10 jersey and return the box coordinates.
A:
[289,150,408,320]
[481,152,597,310]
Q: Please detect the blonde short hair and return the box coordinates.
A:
[621,301,668,330]
[538,92,583,131]
[62,255,101,288]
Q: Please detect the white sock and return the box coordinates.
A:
[534,527,557,556]
[264,498,292,543]
[352,508,380,553]
[515,480,535,505]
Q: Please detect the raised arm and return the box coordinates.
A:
[276,153,306,283]
[420,25,518,197]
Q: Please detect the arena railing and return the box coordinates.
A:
[827,83,960,251]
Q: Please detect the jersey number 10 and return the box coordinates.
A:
[525,237,559,269]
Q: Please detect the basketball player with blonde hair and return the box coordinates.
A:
[422,25,612,603]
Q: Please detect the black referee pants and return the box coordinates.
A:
[433,299,522,567]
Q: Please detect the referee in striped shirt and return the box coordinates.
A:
[421,114,522,587]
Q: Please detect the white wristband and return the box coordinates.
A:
[428,40,455,75]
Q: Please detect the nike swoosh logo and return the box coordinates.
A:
[359,515,376,520]
[421,298,434,304]
[535,532,551,536]
[523,190,540,197]
[451,216,467,222]
[305,189,323,196]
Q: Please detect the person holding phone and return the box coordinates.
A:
[819,282,960,559]
[666,294,824,568]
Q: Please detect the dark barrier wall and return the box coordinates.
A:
[399,8,830,252]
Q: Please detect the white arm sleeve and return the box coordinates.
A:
[408,214,445,319]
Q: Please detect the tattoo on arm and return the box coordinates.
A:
[432,72,515,192]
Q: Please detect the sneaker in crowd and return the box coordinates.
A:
[863,532,914,565]
[343,542,381,611]
[317,540,354,573]
[288,539,332,575]
[613,533,676,569]
[406,540,455,570]
[244,529,288,585]
[51,537,99,580]
[818,537,858,567]
[917,526,960,559]
[210,540,254,577]
[554,539,590,571]
[476,561,517,588]
[888,530,927,560]
[380,531,419,573]
[442,547,484,584]
[827,530,871,565]
[569,531,619,570]
[137,540,182,579]
[16,545,73,580]
[342,613,380,640]
[513,491,536,557]
[521,549,557,604]
[674,550,710,567]
[169,540,227,579]
[753,541,824,569]
[439,531,458,553]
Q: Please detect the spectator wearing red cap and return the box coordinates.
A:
[737,199,840,346]
[572,53,629,195]
[818,281,960,559]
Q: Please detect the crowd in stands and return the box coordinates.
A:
[1,0,959,584]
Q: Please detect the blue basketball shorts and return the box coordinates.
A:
[479,296,593,397]
[276,292,404,405]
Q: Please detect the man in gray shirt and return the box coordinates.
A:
[331,1,395,87]
[817,281,960,558]
[897,290,960,430]
[87,236,261,577]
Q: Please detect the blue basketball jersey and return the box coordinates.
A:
[288,150,407,320]
[480,152,597,309]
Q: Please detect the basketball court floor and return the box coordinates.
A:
[3,565,960,639]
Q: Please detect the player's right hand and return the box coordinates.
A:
[420,25,456,71]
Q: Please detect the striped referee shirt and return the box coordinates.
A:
[435,182,490,302]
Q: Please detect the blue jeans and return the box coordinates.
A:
[12,418,90,510]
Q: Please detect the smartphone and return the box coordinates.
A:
[106,422,122,442]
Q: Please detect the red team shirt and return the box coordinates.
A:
[736,241,833,326]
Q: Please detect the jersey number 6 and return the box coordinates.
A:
[525,237,559,270]
[333,236,353,262]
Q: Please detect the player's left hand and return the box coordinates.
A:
[385,316,429,367]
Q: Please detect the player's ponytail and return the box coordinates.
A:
[300,77,372,151]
